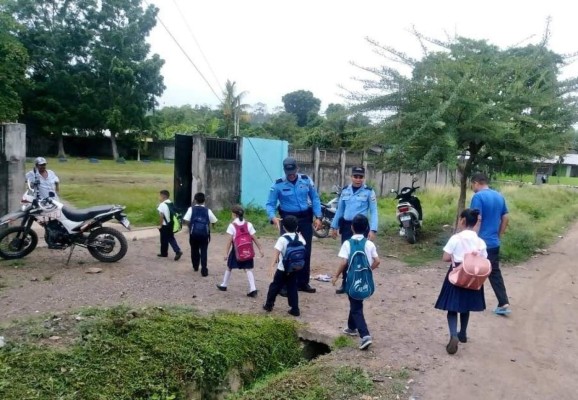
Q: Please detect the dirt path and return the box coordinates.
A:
[1,225,577,399]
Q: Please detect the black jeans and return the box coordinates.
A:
[189,235,209,272]
[265,269,299,312]
[348,296,369,338]
[159,225,181,256]
[487,247,510,307]
[279,212,313,288]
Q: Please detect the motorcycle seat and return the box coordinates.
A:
[62,205,116,222]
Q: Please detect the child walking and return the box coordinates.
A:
[157,190,183,260]
[332,214,380,350]
[217,205,265,297]
[183,192,218,277]
[263,215,305,317]
[435,208,487,355]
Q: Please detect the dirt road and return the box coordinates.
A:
[1,225,577,399]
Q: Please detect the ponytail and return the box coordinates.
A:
[232,204,245,221]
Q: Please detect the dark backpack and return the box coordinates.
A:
[345,238,375,300]
[282,234,306,273]
[165,202,183,234]
[233,222,255,262]
[190,206,210,238]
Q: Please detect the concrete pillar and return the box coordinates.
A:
[0,123,27,216]
[566,165,571,178]
[313,147,320,186]
[339,148,347,188]
[191,135,206,198]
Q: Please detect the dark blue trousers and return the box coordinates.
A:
[265,269,299,312]
[280,214,313,288]
[348,295,369,338]
[487,247,509,307]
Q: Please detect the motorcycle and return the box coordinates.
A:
[313,185,341,239]
[391,179,423,244]
[0,181,131,263]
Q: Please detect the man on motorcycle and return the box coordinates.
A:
[25,157,60,199]
[330,166,378,294]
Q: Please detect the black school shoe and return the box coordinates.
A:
[446,336,459,355]
[247,290,258,298]
[335,286,345,295]
[174,251,183,261]
[288,308,300,317]
[458,333,468,343]
[157,254,168,257]
[299,284,316,293]
[262,304,273,312]
[201,268,208,277]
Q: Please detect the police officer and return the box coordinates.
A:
[330,166,378,293]
[266,157,323,293]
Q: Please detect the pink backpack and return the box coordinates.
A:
[449,236,491,291]
[233,222,255,262]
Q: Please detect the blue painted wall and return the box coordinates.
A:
[241,137,288,209]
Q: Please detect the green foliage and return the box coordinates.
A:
[282,90,321,127]
[331,335,355,349]
[332,367,373,395]
[0,307,302,399]
[0,8,28,122]
[149,105,221,139]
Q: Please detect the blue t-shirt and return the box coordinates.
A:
[470,188,508,248]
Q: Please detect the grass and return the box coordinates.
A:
[498,173,578,186]
[0,307,302,400]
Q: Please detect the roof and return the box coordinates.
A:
[538,154,578,166]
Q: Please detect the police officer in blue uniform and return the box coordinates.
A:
[266,157,323,293]
[330,166,378,293]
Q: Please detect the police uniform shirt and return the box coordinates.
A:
[331,184,378,232]
[266,174,322,220]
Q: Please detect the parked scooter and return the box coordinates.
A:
[391,179,423,244]
[0,180,130,263]
[313,185,341,239]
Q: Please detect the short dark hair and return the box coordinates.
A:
[282,215,298,233]
[460,208,481,228]
[194,192,205,204]
[160,190,170,198]
[470,173,488,184]
[351,214,369,234]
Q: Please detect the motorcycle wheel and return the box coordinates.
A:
[0,226,38,259]
[405,226,417,244]
[87,227,128,262]
[313,221,330,239]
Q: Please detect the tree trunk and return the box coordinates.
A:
[110,133,119,160]
[57,133,66,158]
[455,166,468,230]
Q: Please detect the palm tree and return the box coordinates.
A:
[222,80,248,137]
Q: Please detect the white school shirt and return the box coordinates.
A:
[157,200,172,226]
[25,169,59,199]
[226,218,256,238]
[274,232,306,271]
[443,229,488,264]
[338,234,379,263]
[183,205,218,224]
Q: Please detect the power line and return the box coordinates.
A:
[144,0,222,103]
[170,0,223,93]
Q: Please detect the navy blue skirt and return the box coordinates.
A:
[435,265,486,313]
[227,247,254,270]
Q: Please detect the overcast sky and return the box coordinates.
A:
[147,0,577,113]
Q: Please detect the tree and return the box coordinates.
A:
[8,0,98,156]
[262,112,299,142]
[0,9,28,122]
[89,0,165,160]
[352,29,578,220]
[221,79,248,137]
[149,105,220,139]
[282,90,321,127]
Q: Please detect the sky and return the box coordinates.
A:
[147,0,578,113]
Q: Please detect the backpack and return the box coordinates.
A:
[165,202,183,234]
[233,222,255,262]
[345,238,375,300]
[448,236,491,291]
[282,234,306,273]
[190,206,210,238]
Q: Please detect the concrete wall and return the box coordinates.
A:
[0,124,27,216]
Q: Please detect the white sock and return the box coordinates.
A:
[221,270,232,287]
[246,270,256,292]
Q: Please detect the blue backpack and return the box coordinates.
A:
[345,238,375,300]
[282,234,306,273]
[190,206,210,238]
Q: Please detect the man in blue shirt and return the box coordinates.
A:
[470,173,511,315]
[330,166,378,293]
[266,157,323,293]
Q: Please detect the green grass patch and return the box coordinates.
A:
[0,306,302,400]
[331,335,355,350]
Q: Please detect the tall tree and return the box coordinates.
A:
[0,10,27,122]
[282,90,321,127]
[89,0,165,160]
[8,0,97,156]
[352,30,578,219]
[221,80,248,137]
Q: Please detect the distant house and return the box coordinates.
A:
[535,154,578,178]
